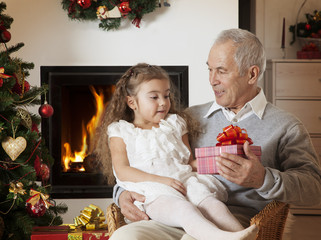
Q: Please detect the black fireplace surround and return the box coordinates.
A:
[41,66,188,198]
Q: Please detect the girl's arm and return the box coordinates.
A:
[109,136,186,195]
[182,133,197,171]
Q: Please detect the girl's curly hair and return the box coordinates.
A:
[93,63,200,185]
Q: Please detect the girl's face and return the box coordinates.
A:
[127,78,171,129]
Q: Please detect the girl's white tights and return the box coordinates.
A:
[197,195,244,231]
[145,196,258,240]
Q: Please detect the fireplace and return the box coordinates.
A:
[41,66,188,198]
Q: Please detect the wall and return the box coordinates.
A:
[5,0,238,223]
[255,0,321,60]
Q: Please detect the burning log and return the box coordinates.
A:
[69,162,85,172]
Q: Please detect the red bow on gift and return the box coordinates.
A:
[216,125,253,146]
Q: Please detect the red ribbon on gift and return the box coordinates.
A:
[216,125,253,146]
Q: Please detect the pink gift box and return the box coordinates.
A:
[195,144,261,174]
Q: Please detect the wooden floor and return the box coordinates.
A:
[283,214,321,240]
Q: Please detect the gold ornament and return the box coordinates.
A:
[9,182,26,197]
[1,136,27,161]
[0,67,11,80]
[97,5,108,20]
[16,108,32,129]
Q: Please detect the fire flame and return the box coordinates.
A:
[62,86,108,172]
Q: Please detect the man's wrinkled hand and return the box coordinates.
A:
[215,141,266,188]
[119,190,149,222]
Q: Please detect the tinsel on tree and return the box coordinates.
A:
[0,2,67,240]
[61,0,165,31]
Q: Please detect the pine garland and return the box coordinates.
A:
[61,0,160,31]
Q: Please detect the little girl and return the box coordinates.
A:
[97,63,258,240]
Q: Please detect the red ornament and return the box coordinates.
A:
[0,79,3,87]
[305,23,311,31]
[39,163,50,182]
[77,0,91,9]
[26,198,47,217]
[34,156,50,182]
[119,1,131,14]
[39,101,54,118]
[0,29,11,43]
[26,189,53,217]
[11,79,30,95]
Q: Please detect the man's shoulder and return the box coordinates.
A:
[186,101,214,115]
[264,103,301,123]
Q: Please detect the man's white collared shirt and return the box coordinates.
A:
[203,88,268,123]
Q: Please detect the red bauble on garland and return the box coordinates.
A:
[305,23,312,31]
[77,0,91,9]
[26,199,47,217]
[38,101,54,118]
[119,1,131,15]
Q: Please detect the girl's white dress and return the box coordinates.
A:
[108,114,227,208]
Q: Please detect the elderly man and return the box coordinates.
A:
[110,28,321,240]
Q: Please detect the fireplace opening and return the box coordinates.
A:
[41,66,188,198]
[61,85,115,174]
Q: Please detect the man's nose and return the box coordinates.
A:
[209,72,219,85]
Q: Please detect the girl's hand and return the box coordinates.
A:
[189,159,198,172]
[159,177,187,195]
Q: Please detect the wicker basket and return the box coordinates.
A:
[297,37,321,59]
[298,37,321,50]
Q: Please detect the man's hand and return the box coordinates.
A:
[118,190,149,222]
[215,141,266,188]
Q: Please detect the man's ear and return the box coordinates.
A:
[248,65,259,84]
[126,96,136,110]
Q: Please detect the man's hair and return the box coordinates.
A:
[215,28,266,80]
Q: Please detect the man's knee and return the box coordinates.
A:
[181,234,196,240]
[109,220,186,240]
[110,223,151,240]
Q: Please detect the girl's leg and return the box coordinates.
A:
[145,196,258,240]
[198,195,244,231]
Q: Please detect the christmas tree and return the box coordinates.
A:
[0,2,67,239]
